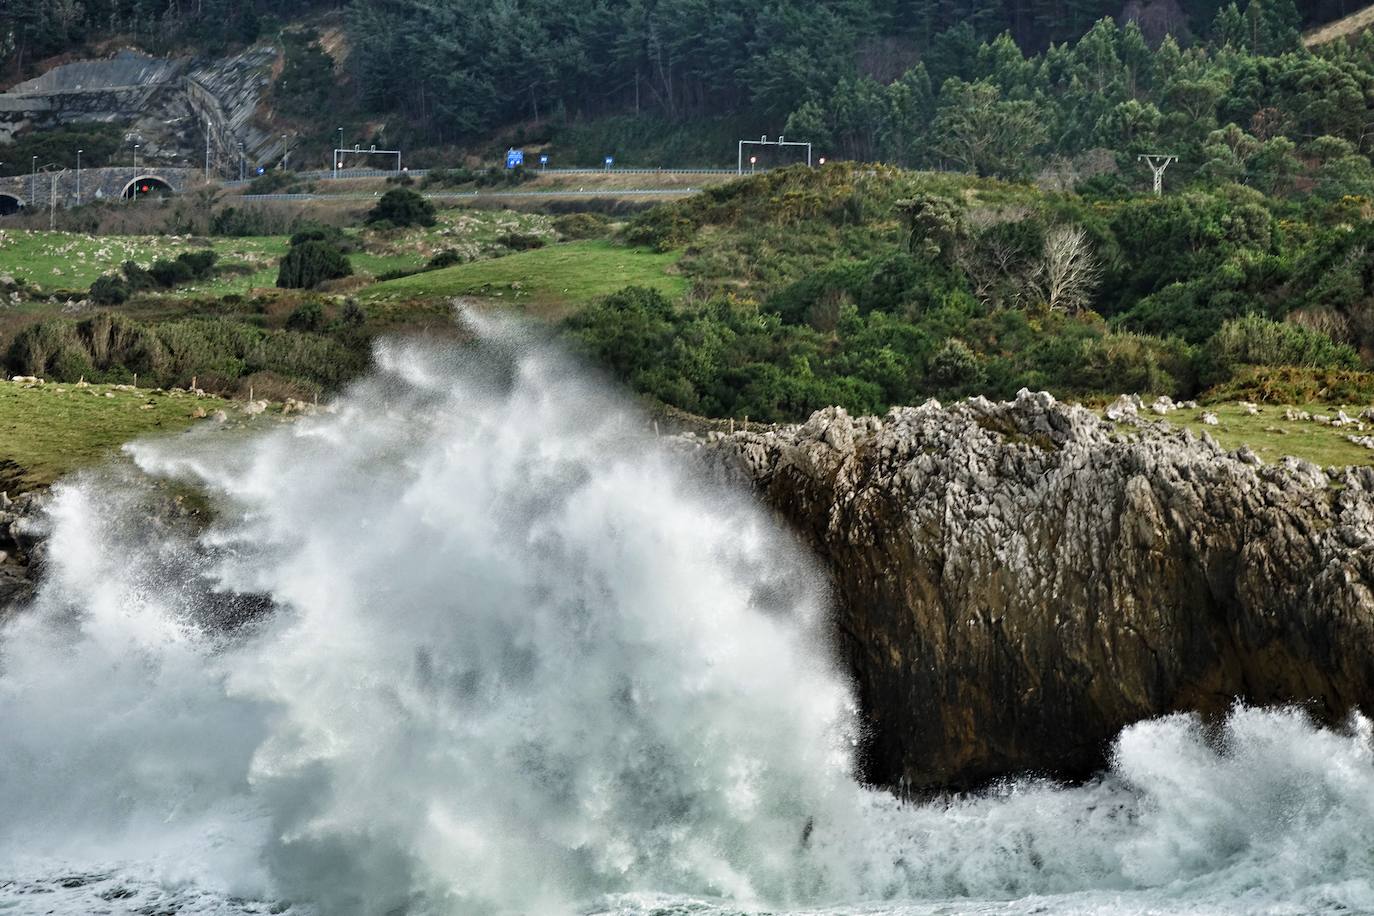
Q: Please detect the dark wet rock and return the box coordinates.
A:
[0,491,44,619]
[697,390,1374,792]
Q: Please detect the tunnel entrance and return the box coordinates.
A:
[0,194,23,216]
[122,176,174,200]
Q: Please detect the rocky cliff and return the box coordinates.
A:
[695,390,1374,792]
[0,491,42,618]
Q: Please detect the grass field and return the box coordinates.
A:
[0,209,555,297]
[1169,402,1374,468]
[0,382,236,492]
[366,239,686,315]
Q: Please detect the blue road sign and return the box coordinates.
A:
[540,154,549,166]
[604,156,614,168]
[506,148,525,169]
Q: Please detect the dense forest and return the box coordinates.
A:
[3,1,1370,154]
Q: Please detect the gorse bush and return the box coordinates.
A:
[366,188,437,228]
[1200,315,1358,386]
[277,239,353,289]
[427,249,463,269]
[553,213,611,240]
[285,301,326,332]
[927,339,984,389]
[499,232,546,251]
[563,283,1201,422]
[89,274,130,305]
[86,251,220,302]
[3,312,366,393]
[289,223,360,253]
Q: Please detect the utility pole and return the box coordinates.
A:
[1138,154,1178,196]
[132,143,140,202]
[239,141,245,181]
[76,149,82,206]
[205,118,211,181]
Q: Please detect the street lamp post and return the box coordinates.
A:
[335,127,343,179]
[238,141,245,181]
[76,149,82,205]
[31,157,37,201]
[131,144,140,202]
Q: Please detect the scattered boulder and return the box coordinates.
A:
[1104,394,1140,422]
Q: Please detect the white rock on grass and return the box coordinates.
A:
[1105,394,1140,422]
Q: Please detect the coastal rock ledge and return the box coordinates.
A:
[699,390,1374,793]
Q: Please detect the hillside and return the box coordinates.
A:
[3,0,1370,178]
[1305,3,1374,46]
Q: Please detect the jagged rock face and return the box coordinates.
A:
[0,46,277,168]
[0,491,44,618]
[697,391,1374,792]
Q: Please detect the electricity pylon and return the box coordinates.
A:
[1138,154,1178,196]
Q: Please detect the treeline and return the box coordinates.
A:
[340,0,1363,148]
[787,1,1374,189]
[6,0,1371,166]
[1,0,336,76]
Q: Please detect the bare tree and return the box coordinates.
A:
[956,205,1036,309]
[1036,225,1101,314]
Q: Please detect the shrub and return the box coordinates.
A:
[211,206,268,236]
[499,232,546,251]
[290,223,358,252]
[427,249,462,269]
[927,339,985,389]
[4,312,168,382]
[553,212,610,240]
[132,251,220,290]
[624,207,696,251]
[246,170,297,195]
[1203,366,1374,404]
[148,258,193,288]
[277,240,353,289]
[338,301,367,328]
[89,274,130,306]
[1200,315,1358,386]
[122,260,157,291]
[285,301,326,332]
[366,188,437,228]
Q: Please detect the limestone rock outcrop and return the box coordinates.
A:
[696,391,1374,792]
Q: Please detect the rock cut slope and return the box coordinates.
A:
[1305,3,1374,46]
[698,391,1374,792]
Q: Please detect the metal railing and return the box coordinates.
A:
[224,166,740,187]
[239,188,701,201]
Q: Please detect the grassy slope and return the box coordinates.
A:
[0,229,287,293]
[0,382,235,492]
[1170,402,1374,467]
[0,209,553,296]
[366,240,685,316]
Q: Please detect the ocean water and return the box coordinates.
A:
[3,319,1373,915]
